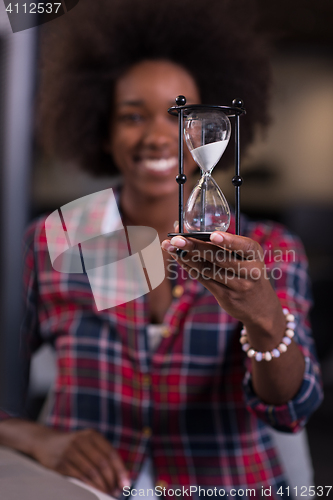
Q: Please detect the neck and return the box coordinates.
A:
[119,183,193,236]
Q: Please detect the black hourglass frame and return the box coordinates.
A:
[167,96,246,241]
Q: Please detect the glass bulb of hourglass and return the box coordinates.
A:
[184,109,231,232]
[184,174,230,232]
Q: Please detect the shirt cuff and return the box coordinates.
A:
[243,356,323,432]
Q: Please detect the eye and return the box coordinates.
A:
[117,112,145,124]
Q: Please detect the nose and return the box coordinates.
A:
[141,115,176,150]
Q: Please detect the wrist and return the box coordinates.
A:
[29,424,61,461]
[242,300,286,351]
[240,279,285,341]
[0,419,45,458]
[241,308,295,361]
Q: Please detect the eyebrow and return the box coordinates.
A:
[116,97,199,109]
[117,100,145,107]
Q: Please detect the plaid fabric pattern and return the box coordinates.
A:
[3,191,323,500]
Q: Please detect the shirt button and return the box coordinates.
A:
[172,284,184,298]
[142,426,152,438]
[142,374,151,386]
[156,480,168,489]
[161,326,171,338]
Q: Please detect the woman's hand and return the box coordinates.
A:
[161,230,286,351]
[32,426,130,496]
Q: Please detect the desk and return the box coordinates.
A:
[0,446,116,500]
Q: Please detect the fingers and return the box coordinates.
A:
[58,460,92,484]
[172,254,233,288]
[54,429,130,495]
[67,445,111,492]
[163,232,262,262]
[163,243,237,289]
[74,430,130,493]
[162,239,265,292]
[92,432,130,490]
[73,439,115,493]
[161,237,254,278]
[210,231,262,260]
[108,447,131,491]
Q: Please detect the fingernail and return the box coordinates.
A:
[170,236,186,248]
[161,240,170,250]
[173,220,179,230]
[161,241,176,253]
[121,477,131,488]
[210,232,223,244]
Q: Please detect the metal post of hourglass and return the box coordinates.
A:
[175,95,186,234]
[232,98,245,236]
[200,125,206,232]
[167,96,246,242]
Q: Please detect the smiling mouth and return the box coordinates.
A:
[141,157,178,172]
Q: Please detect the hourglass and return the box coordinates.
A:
[168,96,246,241]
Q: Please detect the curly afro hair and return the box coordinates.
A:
[38,0,271,176]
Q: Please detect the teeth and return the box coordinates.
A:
[143,158,177,171]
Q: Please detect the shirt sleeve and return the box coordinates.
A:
[0,220,44,422]
[242,223,324,432]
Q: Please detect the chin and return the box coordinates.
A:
[132,177,178,200]
[146,182,178,199]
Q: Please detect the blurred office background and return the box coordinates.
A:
[0,0,332,487]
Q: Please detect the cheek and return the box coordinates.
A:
[109,129,135,164]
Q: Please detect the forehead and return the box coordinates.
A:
[114,60,200,105]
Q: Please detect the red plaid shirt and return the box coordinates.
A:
[1,190,323,499]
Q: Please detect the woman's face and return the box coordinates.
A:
[108,60,200,198]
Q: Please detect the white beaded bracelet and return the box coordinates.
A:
[239,308,296,362]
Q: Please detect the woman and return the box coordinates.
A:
[0,0,322,498]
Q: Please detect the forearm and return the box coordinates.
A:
[251,341,305,405]
[0,418,53,459]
